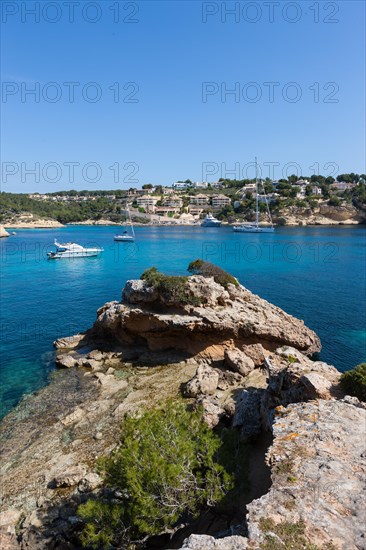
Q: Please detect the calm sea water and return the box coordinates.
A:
[1,225,365,418]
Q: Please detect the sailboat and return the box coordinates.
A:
[114,205,135,242]
[233,158,274,233]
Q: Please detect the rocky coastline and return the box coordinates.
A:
[0,269,365,549]
[3,214,64,229]
[1,203,366,229]
[271,203,366,226]
[0,225,10,238]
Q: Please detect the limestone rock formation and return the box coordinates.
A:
[272,203,366,226]
[183,365,220,397]
[246,398,366,550]
[83,275,321,361]
[178,396,366,550]
[224,348,255,376]
[3,269,363,550]
[179,534,248,549]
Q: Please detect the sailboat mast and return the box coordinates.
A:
[128,204,135,237]
[255,157,259,226]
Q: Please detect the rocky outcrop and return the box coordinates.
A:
[79,275,321,362]
[224,348,255,376]
[272,202,366,226]
[179,398,366,550]
[183,365,220,397]
[0,225,10,238]
[179,534,248,549]
[0,359,200,548]
[3,214,64,228]
[246,397,366,550]
[319,203,365,222]
[178,354,365,550]
[2,270,363,550]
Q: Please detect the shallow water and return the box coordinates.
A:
[1,225,365,418]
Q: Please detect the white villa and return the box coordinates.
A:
[172,182,189,190]
[191,181,209,189]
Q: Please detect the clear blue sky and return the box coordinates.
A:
[1,0,365,192]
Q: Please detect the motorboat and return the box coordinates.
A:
[233,157,275,233]
[201,212,221,227]
[47,239,103,259]
[114,205,135,242]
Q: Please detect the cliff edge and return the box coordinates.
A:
[0,267,364,550]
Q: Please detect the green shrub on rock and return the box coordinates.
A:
[77,401,234,548]
[140,267,200,305]
[259,517,337,549]
[340,363,366,402]
[187,259,239,288]
[78,500,127,549]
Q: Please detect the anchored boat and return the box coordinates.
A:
[201,212,221,227]
[47,240,103,259]
[114,205,135,242]
[233,158,275,233]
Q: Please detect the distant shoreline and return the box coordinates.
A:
[4,221,364,230]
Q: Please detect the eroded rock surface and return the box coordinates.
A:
[81,276,321,361]
[2,274,362,550]
[247,398,366,550]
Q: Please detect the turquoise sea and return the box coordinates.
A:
[1,225,365,419]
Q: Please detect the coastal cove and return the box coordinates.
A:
[0,225,365,419]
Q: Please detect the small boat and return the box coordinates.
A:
[114,231,134,242]
[201,212,221,227]
[114,205,135,242]
[233,223,274,233]
[47,239,103,259]
[233,157,275,234]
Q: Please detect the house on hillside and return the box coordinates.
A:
[330,182,355,192]
[211,194,231,211]
[188,206,204,218]
[172,182,189,190]
[189,194,210,207]
[311,186,322,196]
[155,207,178,217]
[136,195,159,212]
[163,195,183,208]
[191,181,208,189]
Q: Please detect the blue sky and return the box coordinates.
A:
[1,0,365,192]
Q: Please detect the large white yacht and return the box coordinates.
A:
[47,240,103,259]
[201,212,221,227]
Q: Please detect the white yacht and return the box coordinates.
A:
[201,212,221,227]
[233,158,274,234]
[114,205,135,242]
[47,240,103,259]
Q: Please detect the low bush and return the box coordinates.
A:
[328,195,341,207]
[77,401,234,548]
[140,267,200,305]
[187,260,239,288]
[340,363,366,402]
